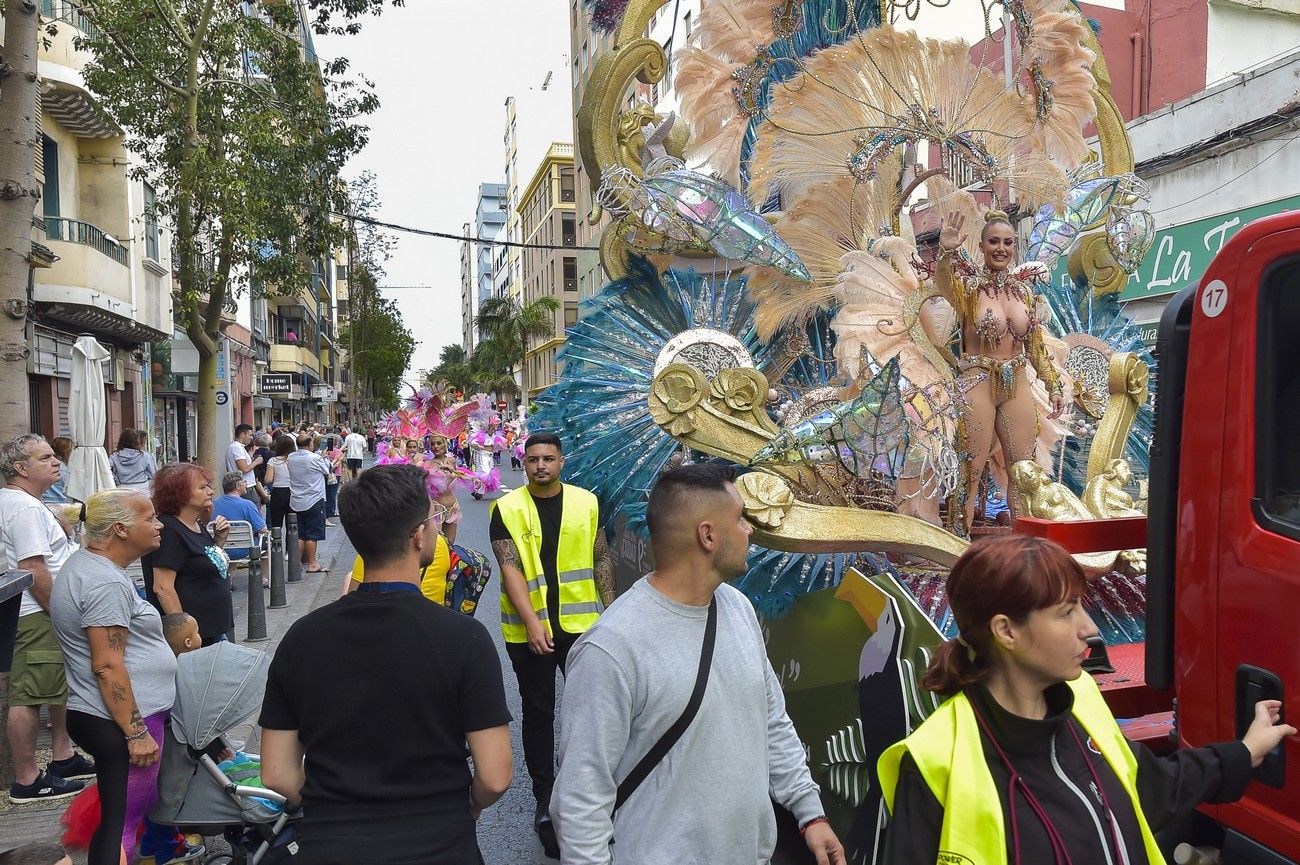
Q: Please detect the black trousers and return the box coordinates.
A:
[505,632,576,807]
[67,710,130,865]
[267,487,291,533]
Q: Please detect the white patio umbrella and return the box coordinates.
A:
[66,334,115,502]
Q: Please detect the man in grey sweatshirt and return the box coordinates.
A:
[551,463,845,865]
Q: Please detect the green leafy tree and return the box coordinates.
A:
[340,267,413,412]
[426,344,474,395]
[71,0,395,468]
[475,294,561,397]
[468,337,520,398]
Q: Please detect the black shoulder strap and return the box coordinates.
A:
[614,595,717,812]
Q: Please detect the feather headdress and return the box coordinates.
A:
[674,0,778,187]
[1021,0,1098,166]
[747,151,905,337]
[749,28,1069,213]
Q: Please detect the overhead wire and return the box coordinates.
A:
[338,212,601,251]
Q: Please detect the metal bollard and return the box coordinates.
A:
[269,528,287,609]
[245,549,268,642]
[286,513,303,583]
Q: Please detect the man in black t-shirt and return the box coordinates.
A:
[259,465,512,865]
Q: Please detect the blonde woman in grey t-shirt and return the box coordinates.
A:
[50,489,177,865]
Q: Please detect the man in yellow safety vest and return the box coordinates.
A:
[489,431,614,859]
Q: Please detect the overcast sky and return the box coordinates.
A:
[316,2,574,379]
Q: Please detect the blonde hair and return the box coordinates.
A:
[74,488,151,543]
[981,208,1014,240]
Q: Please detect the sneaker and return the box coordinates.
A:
[9,769,84,803]
[157,842,206,864]
[48,753,96,781]
[325,519,338,526]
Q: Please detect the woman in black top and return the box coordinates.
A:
[142,463,232,644]
[883,535,1295,865]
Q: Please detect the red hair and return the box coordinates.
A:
[922,535,1087,695]
[151,463,212,516]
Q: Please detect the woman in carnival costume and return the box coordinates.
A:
[661,0,1125,533]
[936,209,1066,528]
[375,383,496,518]
[427,435,464,544]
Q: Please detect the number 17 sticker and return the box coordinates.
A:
[1201,279,1229,318]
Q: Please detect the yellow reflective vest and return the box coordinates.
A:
[877,673,1166,865]
[492,484,602,643]
[349,533,451,605]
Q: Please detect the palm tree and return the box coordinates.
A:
[469,337,520,400]
[427,344,473,394]
[475,294,561,395]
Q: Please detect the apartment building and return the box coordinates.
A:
[461,183,508,354]
[460,223,474,352]
[568,2,614,303]
[16,1,173,453]
[519,144,579,397]
[503,59,572,302]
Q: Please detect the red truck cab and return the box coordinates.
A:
[1033,210,1300,862]
[1152,210,1300,861]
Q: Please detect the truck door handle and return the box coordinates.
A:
[1235,665,1285,788]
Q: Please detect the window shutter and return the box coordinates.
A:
[34,107,45,183]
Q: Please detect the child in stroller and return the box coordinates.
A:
[150,641,300,865]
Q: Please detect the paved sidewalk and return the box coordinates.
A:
[0,484,361,858]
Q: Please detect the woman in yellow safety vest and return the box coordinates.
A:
[344,532,452,605]
[878,535,1295,865]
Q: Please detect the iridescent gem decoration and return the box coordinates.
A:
[750,357,910,480]
[1106,207,1155,273]
[640,169,813,281]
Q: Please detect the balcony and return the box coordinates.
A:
[38,217,132,308]
[40,0,98,38]
[45,217,125,264]
[270,343,320,377]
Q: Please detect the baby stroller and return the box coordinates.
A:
[152,642,299,864]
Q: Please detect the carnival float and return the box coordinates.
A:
[533,0,1160,860]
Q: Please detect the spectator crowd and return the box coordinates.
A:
[3,423,1291,865]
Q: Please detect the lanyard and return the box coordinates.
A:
[970,701,1125,865]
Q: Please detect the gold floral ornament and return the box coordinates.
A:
[737,472,796,529]
[652,367,704,436]
[711,372,762,413]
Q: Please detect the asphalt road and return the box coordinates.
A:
[460,465,557,863]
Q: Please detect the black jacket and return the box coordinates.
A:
[884,681,1253,865]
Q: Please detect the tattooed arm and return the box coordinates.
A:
[88,623,161,766]
[492,535,553,654]
[87,625,145,736]
[593,531,616,608]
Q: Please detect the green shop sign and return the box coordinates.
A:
[1050,194,1300,302]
